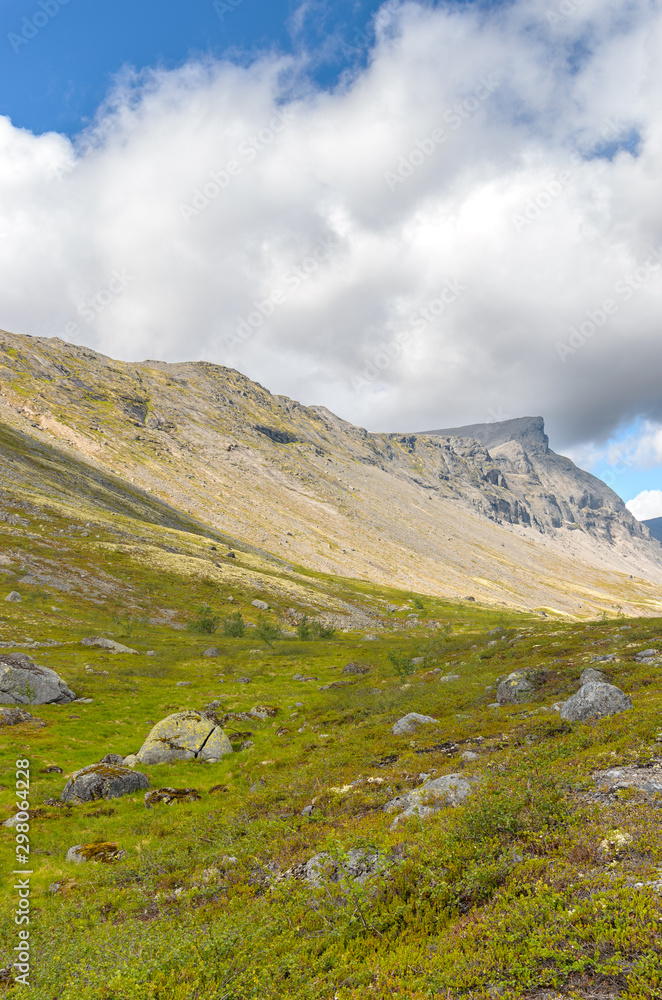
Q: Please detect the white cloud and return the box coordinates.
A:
[1,0,662,454]
[626,490,662,521]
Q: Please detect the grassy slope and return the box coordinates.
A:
[1,483,662,999]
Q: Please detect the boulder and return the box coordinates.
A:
[0,707,38,726]
[635,648,659,662]
[60,764,150,804]
[249,705,278,720]
[288,848,382,887]
[80,637,139,654]
[392,712,438,736]
[99,754,124,766]
[384,773,476,827]
[144,787,201,808]
[342,662,370,675]
[251,600,269,611]
[497,670,537,704]
[135,711,232,764]
[560,682,632,723]
[66,842,125,864]
[0,652,75,705]
[202,647,220,657]
[593,764,662,796]
[4,592,21,603]
[580,667,607,686]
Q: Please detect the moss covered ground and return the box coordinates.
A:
[1,492,662,999]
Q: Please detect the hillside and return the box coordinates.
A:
[1,329,661,618]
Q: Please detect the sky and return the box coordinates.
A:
[1,0,662,516]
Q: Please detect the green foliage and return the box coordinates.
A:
[186,604,221,634]
[222,611,246,637]
[296,615,336,640]
[387,649,415,680]
[255,614,280,647]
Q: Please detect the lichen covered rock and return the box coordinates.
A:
[0,652,75,705]
[60,763,150,804]
[560,682,632,722]
[135,711,232,764]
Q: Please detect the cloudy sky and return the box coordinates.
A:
[1,0,662,515]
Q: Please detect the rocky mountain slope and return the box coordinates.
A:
[1,328,661,617]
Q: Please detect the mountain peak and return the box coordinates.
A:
[421,416,549,454]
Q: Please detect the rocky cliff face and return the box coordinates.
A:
[1,328,661,616]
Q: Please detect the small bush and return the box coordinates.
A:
[387,650,416,680]
[222,611,246,637]
[255,614,280,647]
[187,604,221,634]
[296,615,335,640]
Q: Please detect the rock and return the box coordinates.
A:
[135,711,232,764]
[4,592,21,602]
[60,764,150,803]
[4,814,25,828]
[496,670,538,705]
[0,652,75,705]
[249,705,278,720]
[66,842,125,864]
[292,673,317,682]
[0,707,39,726]
[100,754,124,766]
[342,662,370,675]
[580,667,607,686]
[122,754,139,768]
[392,712,438,736]
[176,681,192,687]
[635,648,659,662]
[461,750,479,761]
[239,740,255,750]
[144,787,201,808]
[411,657,425,664]
[80,637,139,654]
[236,677,252,684]
[386,604,398,612]
[384,773,476,827]
[288,848,382,886]
[487,627,505,636]
[560,682,632,722]
[251,600,269,610]
[439,674,460,683]
[40,765,63,774]
[593,764,662,796]
[464,596,476,602]
[592,654,616,663]
[145,651,156,657]
[203,647,220,657]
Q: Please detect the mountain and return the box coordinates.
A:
[644,517,662,543]
[1,328,661,617]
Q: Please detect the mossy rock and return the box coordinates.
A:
[60,763,150,804]
[66,841,125,864]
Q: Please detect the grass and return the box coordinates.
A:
[1,487,662,998]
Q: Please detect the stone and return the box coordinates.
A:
[66,842,125,864]
[4,592,21,603]
[292,673,317,682]
[384,773,476,827]
[497,670,538,705]
[392,712,438,736]
[236,677,252,684]
[60,764,150,804]
[251,599,269,610]
[135,711,232,764]
[122,754,139,768]
[249,705,278,720]
[288,848,382,886]
[100,754,124,766]
[580,667,607,686]
[144,787,201,808]
[203,647,220,657]
[411,657,425,664]
[342,662,370,675]
[80,637,139,654]
[176,681,192,687]
[0,652,75,705]
[461,750,479,762]
[635,648,659,662]
[592,654,616,663]
[0,707,38,726]
[593,764,662,796]
[439,674,460,683]
[560,682,632,722]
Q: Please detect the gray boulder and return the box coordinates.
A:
[635,648,659,662]
[66,842,125,864]
[61,763,150,804]
[580,667,607,686]
[0,653,75,705]
[288,849,382,887]
[384,773,476,828]
[593,764,662,795]
[251,600,269,611]
[135,711,232,764]
[497,670,537,704]
[392,712,438,736]
[0,707,38,726]
[81,637,138,654]
[4,592,21,603]
[560,682,632,722]
[342,662,370,675]
[202,647,220,657]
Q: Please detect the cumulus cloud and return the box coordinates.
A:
[0,0,661,455]
[627,490,662,521]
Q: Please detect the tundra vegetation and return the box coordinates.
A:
[1,494,661,999]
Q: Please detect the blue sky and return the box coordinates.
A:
[3,0,411,135]
[1,0,661,515]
